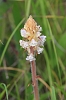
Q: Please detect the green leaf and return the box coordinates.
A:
[0,83,10,100]
[57,33,66,57]
[51,86,57,100]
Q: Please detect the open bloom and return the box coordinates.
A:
[19,15,46,61]
[26,53,36,61]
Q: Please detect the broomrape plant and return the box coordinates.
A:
[19,15,46,100]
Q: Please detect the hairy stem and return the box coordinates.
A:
[30,47,39,100]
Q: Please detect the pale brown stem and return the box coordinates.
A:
[30,47,39,100]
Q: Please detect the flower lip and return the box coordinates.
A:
[26,53,36,61]
[29,39,37,46]
[37,47,43,54]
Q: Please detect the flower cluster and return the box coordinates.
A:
[19,15,46,61]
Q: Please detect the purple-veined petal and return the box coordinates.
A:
[40,35,46,42]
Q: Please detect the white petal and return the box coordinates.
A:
[19,40,23,46]
[23,41,29,48]
[19,40,29,49]
[29,39,37,46]
[37,47,43,54]
[26,54,35,61]
[36,32,41,37]
[20,29,28,38]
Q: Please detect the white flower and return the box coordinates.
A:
[20,29,29,38]
[19,40,29,49]
[26,53,35,61]
[40,35,46,43]
[37,47,43,54]
[29,39,37,46]
[19,16,46,60]
[38,35,46,46]
[36,32,41,37]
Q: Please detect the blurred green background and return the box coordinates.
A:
[0,0,66,100]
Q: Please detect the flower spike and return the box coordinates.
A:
[19,15,46,61]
